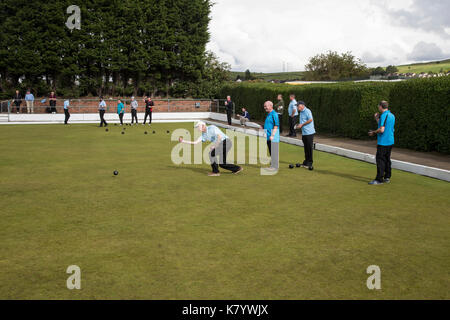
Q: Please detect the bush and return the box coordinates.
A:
[218,78,450,154]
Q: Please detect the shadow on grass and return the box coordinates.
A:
[314,169,369,183]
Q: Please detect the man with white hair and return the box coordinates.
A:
[179,121,243,176]
[130,96,138,125]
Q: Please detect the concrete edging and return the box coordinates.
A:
[204,120,450,182]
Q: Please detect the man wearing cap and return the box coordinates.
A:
[368,101,396,185]
[287,94,298,137]
[130,96,138,125]
[179,121,243,176]
[295,101,315,169]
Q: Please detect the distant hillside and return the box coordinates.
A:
[397,59,450,74]
[229,58,450,82]
[230,71,305,82]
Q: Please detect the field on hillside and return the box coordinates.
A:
[0,123,449,299]
[230,71,305,81]
[397,59,450,74]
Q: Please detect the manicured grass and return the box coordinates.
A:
[0,123,448,299]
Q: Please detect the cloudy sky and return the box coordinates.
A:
[206,0,450,72]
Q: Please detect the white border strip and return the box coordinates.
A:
[1,112,448,182]
[205,120,450,182]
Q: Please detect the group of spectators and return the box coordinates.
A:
[12,89,38,114]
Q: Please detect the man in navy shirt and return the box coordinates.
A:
[237,107,250,126]
[368,101,396,185]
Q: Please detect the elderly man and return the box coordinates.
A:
[224,96,233,125]
[287,94,298,137]
[295,101,315,170]
[260,101,280,170]
[179,121,243,176]
[368,101,396,185]
[130,96,138,125]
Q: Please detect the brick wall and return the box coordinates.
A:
[10,98,216,114]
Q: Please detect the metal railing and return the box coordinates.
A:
[1,98,224,114]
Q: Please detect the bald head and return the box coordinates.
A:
[264,101,274,113]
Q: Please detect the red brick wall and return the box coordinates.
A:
[14,98,215,113]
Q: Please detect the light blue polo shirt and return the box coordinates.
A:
[25,93,34,101]
[98,100,106,110]
[202,125,229,143]
[264,110,280,143]
[378,110,395,146]
[299,107,316,136]
[64,100,70,109]
[288,99,298,116]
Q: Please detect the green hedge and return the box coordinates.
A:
[218,78,450,154]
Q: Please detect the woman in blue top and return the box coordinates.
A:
[117,99,125,125]
[179,121,243,176]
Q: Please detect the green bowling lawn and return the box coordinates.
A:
[0,123,448,299]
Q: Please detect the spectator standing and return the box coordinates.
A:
[275,94,284,134]
[98,97,108,127]
[130,96,138,125]
[25,90,35,114]
[287,94,298,137]
[13,90,22,113]
[49,91,57,113]
[224,96,233,125]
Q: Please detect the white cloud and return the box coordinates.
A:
[206,0,450,72]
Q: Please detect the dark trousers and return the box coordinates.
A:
[144,108,152,124]
[278,113,283,133]
[64,109,70,124]
[226,110,232,125]
[376,145,393,182]
[302,134,314,166]
[131,109,138,124]
[210,139,241,173]
[50,100,57,113]
[289,116,298,136]
[267,140,279,169]
[14,102,21,113]
[99,110,107,127]
[119,113,124,125]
